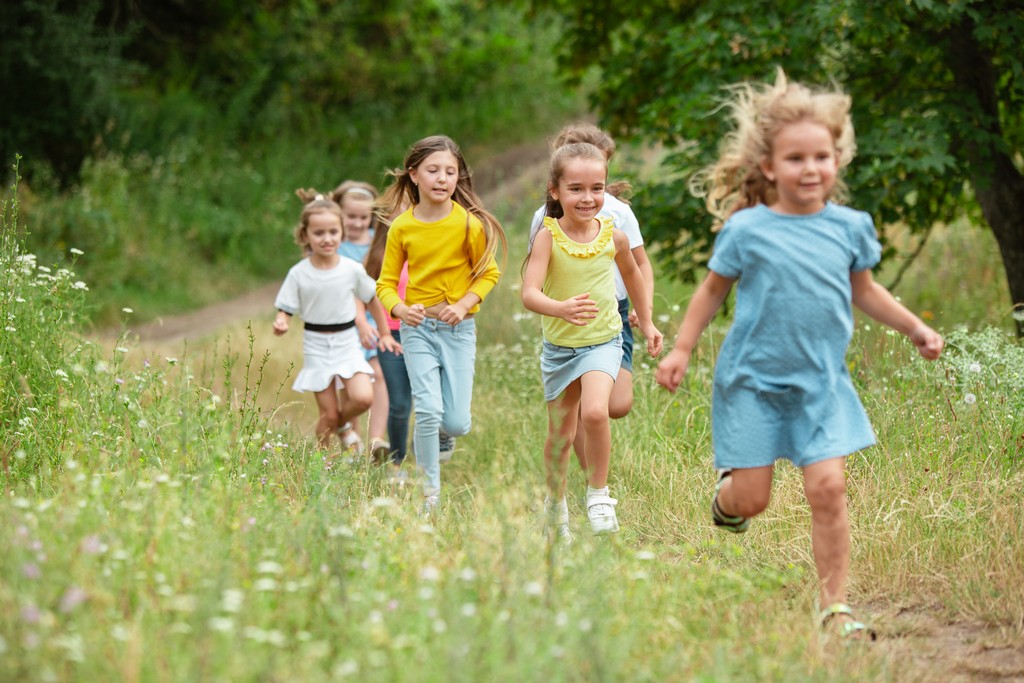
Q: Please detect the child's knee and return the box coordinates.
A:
[805,472,847,511]
[608,398,633,420]
[729,489,771,518]
[579,405,609,430]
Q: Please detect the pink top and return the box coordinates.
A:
[386,263,409,332]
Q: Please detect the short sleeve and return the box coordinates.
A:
[615,201,643,249]
[707,222,743,279]
[527,205,546,248]
[274,267,301,315]
[849,211,882,272]
[352,263,377,303]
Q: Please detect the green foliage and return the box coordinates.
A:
[531,0,1024,326]
[0,1,130,186]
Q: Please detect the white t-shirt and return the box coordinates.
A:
[274,257,376,325]
[528,193,643,300]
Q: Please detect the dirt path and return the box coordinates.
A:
[105,138,1024,682]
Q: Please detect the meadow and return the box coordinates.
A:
[1,155,1023,682]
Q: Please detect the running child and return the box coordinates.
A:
[654,70,943,638]
[273,191,397,452]
[528,123,655,475]
[522,142,663,538]
[331,180,394,463]
[375,135,507,511]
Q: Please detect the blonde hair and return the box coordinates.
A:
[376,135,506,279]
[544,142,608,219]
[552,123,631,200]
[693,68,855,229]
[292,188,344,255]
[330,179,379,244]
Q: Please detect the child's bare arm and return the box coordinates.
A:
[850,270,943,360]
[614,231,662,355]
[273,311,290,336]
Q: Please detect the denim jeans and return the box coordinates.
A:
[400,317,477,495]
[377,329,412,465]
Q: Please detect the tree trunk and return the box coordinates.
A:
[946,17,1024,336]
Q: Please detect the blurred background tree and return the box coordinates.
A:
[529,0,1024,333]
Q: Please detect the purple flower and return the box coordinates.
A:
[59,586,88,613]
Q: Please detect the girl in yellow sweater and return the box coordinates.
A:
[522,142,663,538]
[376,135,506,512]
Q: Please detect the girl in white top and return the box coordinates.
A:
[273,191,398,452]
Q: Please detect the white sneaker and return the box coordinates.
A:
[421,493,440,516]
[338,423,363,453]
[587,490,619,535]
[545,497,572,543]
[438,434,456,463]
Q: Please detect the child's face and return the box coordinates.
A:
[550,157,607,227]
[341,197,373,241]
[760,120,838,215]
[305,211,343,260]
[410,150,459,206]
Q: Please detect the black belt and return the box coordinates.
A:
[304,320,356,332]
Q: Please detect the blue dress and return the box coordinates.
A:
[339,237,377,361]
[707,203,881,468]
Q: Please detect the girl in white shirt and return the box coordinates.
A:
[273,191,398,452]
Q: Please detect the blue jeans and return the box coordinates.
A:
[401,317,477,495]
[377,329,411,465]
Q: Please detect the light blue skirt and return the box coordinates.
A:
[540,336,622,402]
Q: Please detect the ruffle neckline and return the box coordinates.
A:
[545,216,614,257]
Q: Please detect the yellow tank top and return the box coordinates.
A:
[541,216,622,347]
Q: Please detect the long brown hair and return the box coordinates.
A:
[376,135,507,279]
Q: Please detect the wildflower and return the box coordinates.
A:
[969,362,982,373]
[80,535,106,555]
[419,566,441,582]
[221,588,245,613]
[72,281,88,290]
[208,617,235,633]
[122,307,133,314]
[70,248,84,255]
[458,567,477,582]
[253,578,278,592]
[964,393,977,405]
[20,605,41,624]
[523,581,543,596]
[166,357,178,365]
[257,561,283,574]
[55,369,69,379]
[59,586,88,612]
[635,550,656,561]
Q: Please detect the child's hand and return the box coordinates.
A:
[655,349,691,392]
[628,308,640,328]
[559,293,599,326]
[438,302,469,325]
[356,320,379,349]
[378,333,402,355]
[640,322,664,357]
[910,324,944,360]
[273,316,289,336]
[401,303,426,327]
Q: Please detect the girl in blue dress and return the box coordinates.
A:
[656,69,943,639]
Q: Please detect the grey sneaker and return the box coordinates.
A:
[586,490,619,535]
[712,469,750,533]
[438,434,456,463]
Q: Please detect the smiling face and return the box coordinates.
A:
[550,157,607,229]
[410,150,459,207]
[760,119,839,215]
[340,195,373,242]
[304,211,343,261]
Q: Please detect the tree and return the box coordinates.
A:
[532,0,1024,333]
[0,1,128,187]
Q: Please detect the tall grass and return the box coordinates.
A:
[1,161,1022,682]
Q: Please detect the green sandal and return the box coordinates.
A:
[711,469,750,533]
[820,603,877,641]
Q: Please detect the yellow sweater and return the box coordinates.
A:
[377,202,500,315]
[542,216,622,347]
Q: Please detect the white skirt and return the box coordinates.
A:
[292,329,374,393]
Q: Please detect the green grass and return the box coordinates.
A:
[1,156,1022,681]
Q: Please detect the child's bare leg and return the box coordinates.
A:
[546,382,581,500]
[715,466,773,518]
[338,373,374,426]
[578,371,615,489]
[313,386,343,450]
[335,385,361,439]
[572,367,633,473]
[367,357,389,440]
[803,457,850,609]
